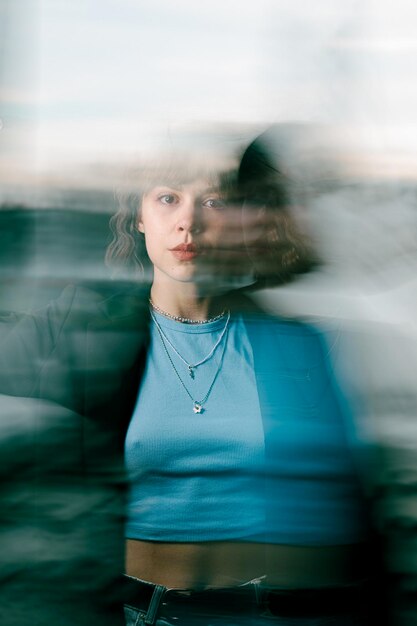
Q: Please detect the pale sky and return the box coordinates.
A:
[1,0,417,185]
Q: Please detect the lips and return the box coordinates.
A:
[170,243,198,261]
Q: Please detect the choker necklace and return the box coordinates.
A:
[152,314,230,414]
[149,299,225,325]
[150,309,230,378]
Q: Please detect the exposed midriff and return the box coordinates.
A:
[125,539,369,589]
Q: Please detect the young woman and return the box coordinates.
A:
[105,128,380,626]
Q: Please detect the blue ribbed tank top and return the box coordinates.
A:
[125,311,367,544]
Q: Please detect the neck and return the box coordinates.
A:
[150,281,223,323]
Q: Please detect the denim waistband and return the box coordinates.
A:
[122,575,370,625]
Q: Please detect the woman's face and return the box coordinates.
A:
[138,178,246,287]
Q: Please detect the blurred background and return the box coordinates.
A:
[1,1,417,623]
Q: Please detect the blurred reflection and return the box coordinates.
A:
[239,125,417,626]
[238,124,319,287]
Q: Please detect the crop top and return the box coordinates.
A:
[125,310,368,545]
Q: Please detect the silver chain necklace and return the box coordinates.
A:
[152,316,230,414]
[149,299,226,325]
[150,309,230,378]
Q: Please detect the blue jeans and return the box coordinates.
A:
[124,603,367,625]
[122,578,370,626]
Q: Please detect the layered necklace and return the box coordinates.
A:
[149,298,225,325]
[149,303,231,414]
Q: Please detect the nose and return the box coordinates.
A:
[175,197,202,234]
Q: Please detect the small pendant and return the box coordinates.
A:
[193,402,203,414]
[188,365,195,379]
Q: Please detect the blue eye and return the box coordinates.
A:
[159,194,177,205]
[203,198,226,210]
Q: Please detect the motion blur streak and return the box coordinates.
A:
[1,2,417,625]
